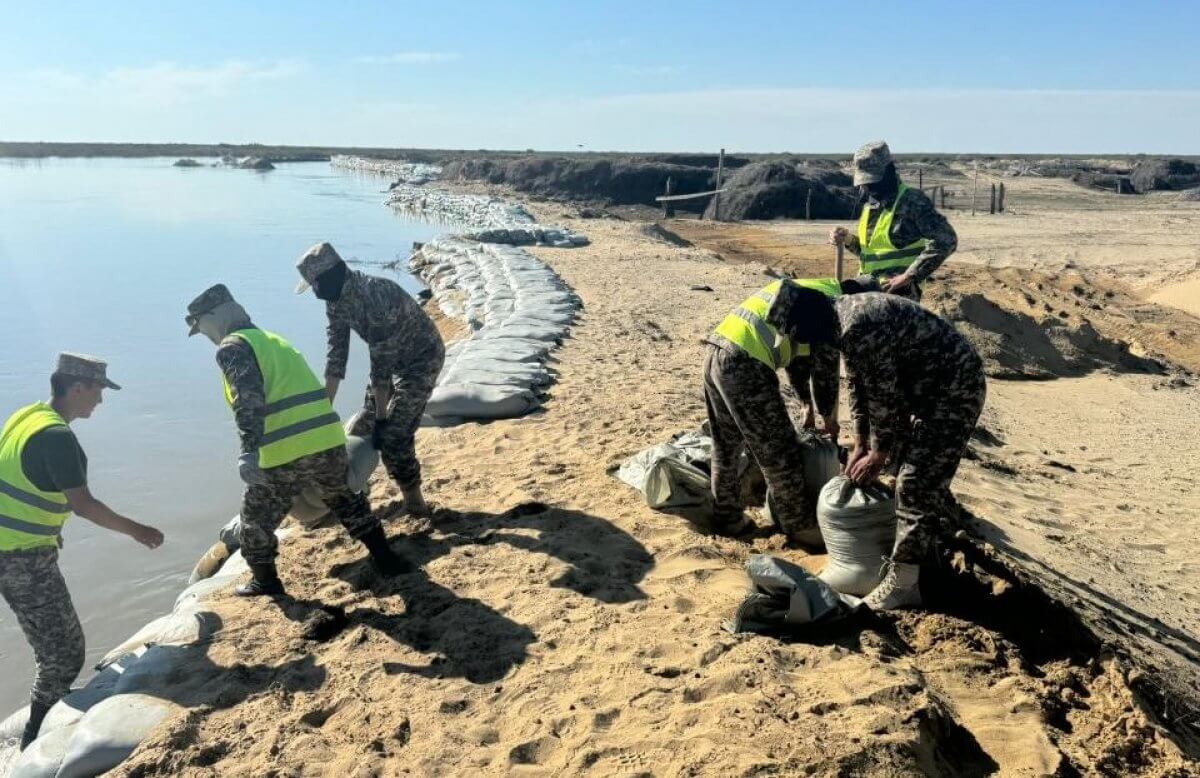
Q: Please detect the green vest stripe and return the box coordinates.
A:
[0,513,63,536]
[0,478,71,514]
[264,388,330,416]
[259,412,343,447]
[711,278,839,370]
[731,306,781,366]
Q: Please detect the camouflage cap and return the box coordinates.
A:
[185,283,236,336]
[852,140,893,186]
[55,352,121,390]
[294,242,345,294]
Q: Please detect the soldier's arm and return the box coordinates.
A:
[808,343,840,421]
[904,191,957,283]
[215,339,266,456]
[845,361,871,443]
[325,305,351,381]
[783,357,815,412]
[63,487,162,548]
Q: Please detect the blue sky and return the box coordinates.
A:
[3,1,1198,153]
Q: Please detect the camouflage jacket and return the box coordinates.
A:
[835,294,982,453]
[215,331,266,455]
[783,344,840,419]
[845,184,957,283]
[325,270,442,384]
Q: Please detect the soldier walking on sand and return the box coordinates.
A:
[704,277,871,545]
[185,284,410,597]
[295,242,445,516]
[0,354,163,749]
[829,141,957,301]
[768,289,986,610]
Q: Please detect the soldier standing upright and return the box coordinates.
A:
[829,141,957,301]
[768,290,986,611]
[185,284,410,597]
[295,242,445,516]
[0,354,163,749]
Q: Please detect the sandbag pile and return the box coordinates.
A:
[816,476,897,596]
[410,237,581,423]
[330,155,442,185]
[387,187,589,247]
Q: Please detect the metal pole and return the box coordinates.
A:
[835,244,844,282]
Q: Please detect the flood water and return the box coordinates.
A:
[0,158,442,712]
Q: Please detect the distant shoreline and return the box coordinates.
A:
[3,141,1195,163]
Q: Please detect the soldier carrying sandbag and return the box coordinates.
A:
[829,141,957,301]
[185,284,410,597]
[0,354,163,749]
[767,289,986,611]
[295,242,445,517]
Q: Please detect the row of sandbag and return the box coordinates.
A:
[387,187,588,248]
[411,237,581,423]
[329,155,441,185]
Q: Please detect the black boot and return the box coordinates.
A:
[359,526,413,577]
[236,563,285,597]
[20,700,50,750]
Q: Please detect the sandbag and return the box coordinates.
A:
[57,694,181,778]
[616,432,714,510]
[173,574,237,612]
[816,476,897,596]
[8,722,77,778]
[725,554,857,634]
[425,384,540,420]
[477,323,565,343]
[0,706,29,743]
[187,540,231,584]
[796,430,842,508]
[97,610,217,669]
[37,654,136,734]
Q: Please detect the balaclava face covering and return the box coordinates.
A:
[862,163,900,206]
[766,284,839,345]
[196,300,252,345]
[312,261,350,302]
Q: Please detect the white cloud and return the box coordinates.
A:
[353,52,460,65]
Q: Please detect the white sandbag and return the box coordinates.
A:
[797,430,842,508]
[97,609,216,669]
[440,358,547,382]
[436,369,539,389]
[57,694,181,778]
[425,384,540,420]
[816,477,897,596]
[477,323,565,343]
[38,653,138,734]
[8,722,77,778]
[450,339,550,363]
[0,706,29,743]
[173,574,237,612]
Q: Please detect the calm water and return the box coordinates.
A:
[0,158,441,712]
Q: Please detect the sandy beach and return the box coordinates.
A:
[88,171,1200,776]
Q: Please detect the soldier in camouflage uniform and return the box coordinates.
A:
[295,242,445,517]
[1,354,162,749]
[829,141,957,302]
[767,289,986,611]
[705,278,851,547]
[186,284,410,597]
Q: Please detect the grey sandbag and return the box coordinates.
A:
[56,694,181,778]
[615,431,714,510]
[725,554,857,634]
[425,383,540,420]
[796,430,842,508]
[816,476,897,596]
[8,722,77,778]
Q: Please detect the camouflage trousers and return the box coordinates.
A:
[704,346,815,536]
[360,342,445,490]
[892,361,987,564]
[241,447,380,565]
[0,547,85,709]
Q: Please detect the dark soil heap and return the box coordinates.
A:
[1131,158,1200,193]
[703,161,858,221]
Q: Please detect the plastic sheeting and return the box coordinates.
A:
[724,554,859,635]
[816,476,897,596]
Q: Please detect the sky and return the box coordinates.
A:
[2,0,1199,153]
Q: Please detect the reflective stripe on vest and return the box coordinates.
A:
[223,329,347,469]
[0,403,72,552]
[858,183,928,277]
[711,278,840,370]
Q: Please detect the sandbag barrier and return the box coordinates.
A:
[329,155,441,185]
[412,236,582,424]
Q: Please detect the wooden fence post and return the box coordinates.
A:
[805,187,813,220]
[710,148,725,222]
[918,168,923,192]
[663,177,675,218]
[835,244,844,282]
[998,182,1006,212]
[939,185,946,209]
[990,183,997,214]
[972,165,979,215]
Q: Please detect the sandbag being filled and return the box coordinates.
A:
[816,476,897,596]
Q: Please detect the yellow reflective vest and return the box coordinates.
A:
[0,403,73,551]
[223,328,346,470]
[857,183,928,277]
[711,277,842,370]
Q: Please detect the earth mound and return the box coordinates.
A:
[703,161,858,221]
[1131,158,1200,193]
[441,157,715,210]
[1072,171,1136,194]
[172,158,202,167]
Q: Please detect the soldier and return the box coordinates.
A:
[0,354,163,749]
[295,242,445,517]
[704,277,865,545]
[829,141,957,301]
[767,289,986,610]
[185,284,410,597]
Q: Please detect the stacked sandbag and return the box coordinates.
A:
[330,155,441,185]
[816,476,897,596]
[410,237,581,423]
[386,186,589,247]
